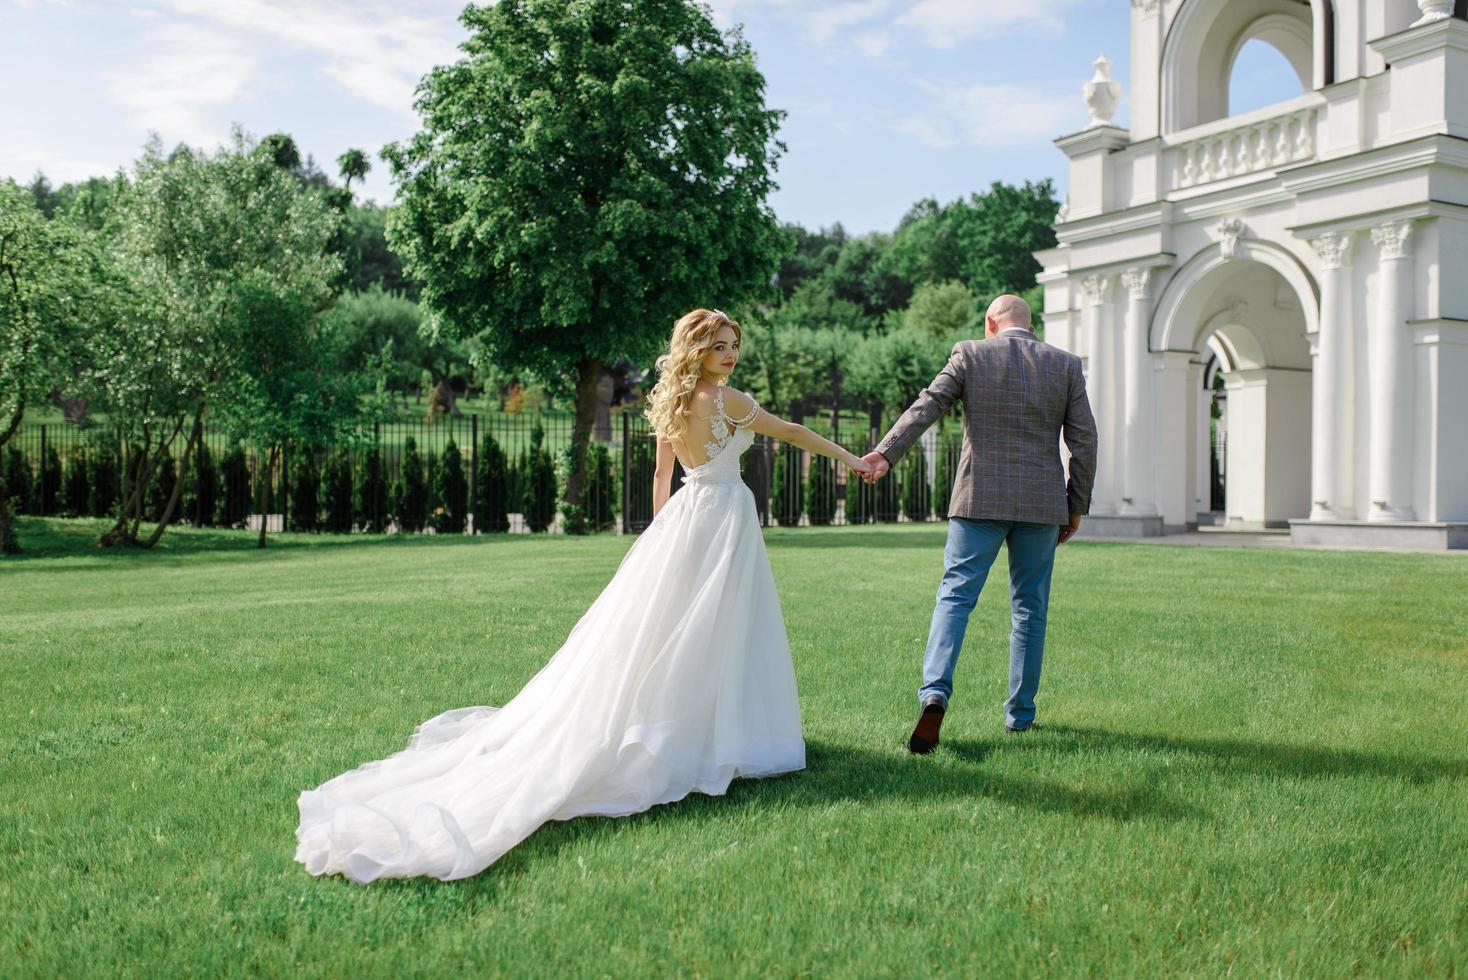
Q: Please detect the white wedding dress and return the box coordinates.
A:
[295,389,804,884]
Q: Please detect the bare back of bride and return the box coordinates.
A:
[294,308,870,884]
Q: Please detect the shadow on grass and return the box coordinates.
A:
[358,722,1468,900]
[363,737,1199,901]
[1008,724,1468,785]
[2,517,602,567]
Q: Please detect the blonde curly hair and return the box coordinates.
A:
[644,308,742,444]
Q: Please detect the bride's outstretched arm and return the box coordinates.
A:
[652,438,676,517]
[724,389,871,477]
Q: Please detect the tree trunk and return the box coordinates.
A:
[0,471,14,556]
[140,408,204,549]
[256,445,279,549]
[564,356,602,532]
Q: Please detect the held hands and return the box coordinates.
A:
[859,451,890,485]
[845,454,874,480]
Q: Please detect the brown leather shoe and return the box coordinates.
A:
[908,702,946,755]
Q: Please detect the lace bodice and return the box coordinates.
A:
[684,387,760,484]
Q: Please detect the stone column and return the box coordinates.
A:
[1153,351,1199,528]
[1368,220,1416,521]
[1120,267,1156,515]
[1307,232,1354,520]
[1080,274,1116,514]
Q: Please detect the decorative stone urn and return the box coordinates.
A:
[1414,0,1454,24]
[1083,54,1122,128]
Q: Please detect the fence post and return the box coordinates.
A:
[470,413,479,535]
[373,419,382,532]
[38,424,47,517]
[621,412,631,534]
[281,442,289,533]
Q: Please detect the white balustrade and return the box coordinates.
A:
[1167,103,1319,191]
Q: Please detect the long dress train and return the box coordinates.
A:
[294,393,803,884]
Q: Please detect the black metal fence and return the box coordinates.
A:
[4,407,968,536]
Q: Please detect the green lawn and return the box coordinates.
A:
[3,519,1465,977]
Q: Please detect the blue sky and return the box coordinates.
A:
[1,0,1302,235]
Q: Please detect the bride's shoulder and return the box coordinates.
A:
[686,384,718,417]
[721,387,760,423]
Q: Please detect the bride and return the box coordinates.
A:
[295,308,872,883]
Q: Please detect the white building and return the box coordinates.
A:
[1036,0,1468,549]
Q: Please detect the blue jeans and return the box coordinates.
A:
[918,518,1059,730]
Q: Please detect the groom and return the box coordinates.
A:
[862,294,1097,753]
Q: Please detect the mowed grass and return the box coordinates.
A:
[2,518,1466,978]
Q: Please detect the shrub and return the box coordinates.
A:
[38,445,61,516]
[507,447,529,519]
[902,449,930,522]
[434,439,468,533]
[146,453,178,522]
[218,447,251,528]
[844,468,873,525]
[933,435,960,520]
[89,445,120,518]
[584,440,616,532]
[424,449,444,532]
[321,448,354,533]
[524,423,557,533]
[0,497,16,554]
[621,437,655,532]
[63,450,89,518]
[290,448,321,532]
[772,444,803,527]
[805,454,836,526]
[354,445,388,533]
[3,447,32,515]
[874,456,900,523]
[182,442,218,526]
[392,436,428,532]
[473,431,510,533]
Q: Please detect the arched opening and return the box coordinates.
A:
[1153,246,1317,529]
[1229,37,1308,116]
[1163,0,1330,132]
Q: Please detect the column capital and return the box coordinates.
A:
[1309,231,1353,270]
[1080,273,1112,307]
[1121,266,1152,301]
[1371,220,1414,262]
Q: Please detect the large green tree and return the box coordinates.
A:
[90,130,345,548]
[0,180,112,553]
[888,180,1060,300]
[384,0,787,530]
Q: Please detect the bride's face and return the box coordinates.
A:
[699,325,740,381]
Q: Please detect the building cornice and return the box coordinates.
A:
[1277,134,1468,196]
[1286,199,1468,237]
[1055,201,1171,243]
[1054,125,1131,158]
[1056,252,1178,280]
[1369,14,1468,64]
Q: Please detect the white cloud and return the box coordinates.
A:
[103,0,464,144]
[706,0,1078,57]
[1,129,117,183]
[895,0,1079,47]
[896,81,1077,149]
[152,0,464,113]
[107,23,261,147]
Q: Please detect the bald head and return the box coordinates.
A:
[985,294,1032,336]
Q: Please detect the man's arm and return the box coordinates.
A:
[872,344,967,468]
[1061,356,1098,520]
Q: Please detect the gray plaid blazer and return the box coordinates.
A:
[875,328,1098,526]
